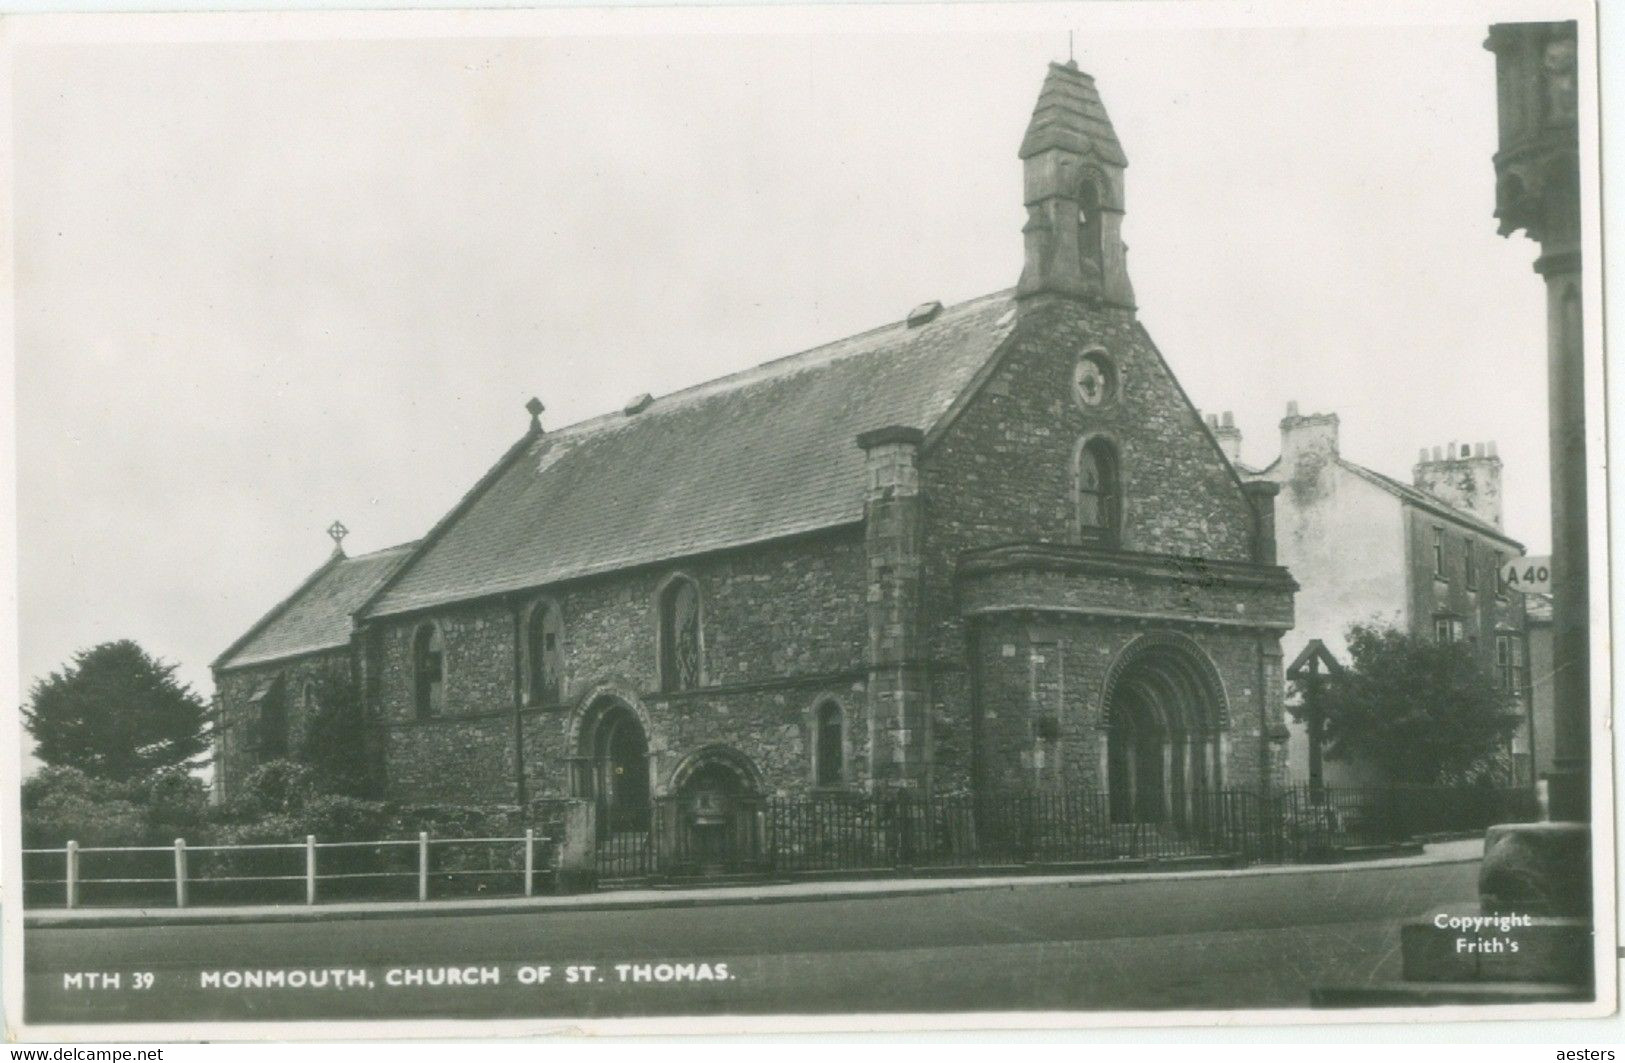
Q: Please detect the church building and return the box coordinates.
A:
[213,62,1297,834]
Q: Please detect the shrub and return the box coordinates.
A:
[22,792,147,849]
[300,795,390,841]
[389,803,519,840]
[143,769,210,842]
[22,765,134,811]
[238,759,318,816]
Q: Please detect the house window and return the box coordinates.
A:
[1496,634,1526,695]
[1464,539,1477,590]
[1076,438,1122,545]
[526,600,564,705]
[659,577,702,692]
[1494,550,1507,598]
[1435,617,1462,644]
[815,701,845,787]
[413,623,445,717]
[1432,527,1445,579]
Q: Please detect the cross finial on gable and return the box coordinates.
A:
[327,519,349,555]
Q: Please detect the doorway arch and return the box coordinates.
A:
[668,745,764,872]
[578,697,651,833]
[1102,635,1226,825]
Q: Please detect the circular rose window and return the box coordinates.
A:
[1073,352,1116,408]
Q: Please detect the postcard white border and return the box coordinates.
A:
[1,0,1615,1040]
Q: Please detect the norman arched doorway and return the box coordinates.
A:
[581,699,651,834]
[667,746,764,873]
[1103,637,1226,825]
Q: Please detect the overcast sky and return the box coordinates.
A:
[13,11,1557,707]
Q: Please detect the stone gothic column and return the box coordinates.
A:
[857,426,929,791]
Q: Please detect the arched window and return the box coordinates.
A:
[659,577,702,692]
[526,599,565,705]
[1077,179,1104,270]
[1076,437,1122,544]
[815,701,844,787]
[413,622,445,717]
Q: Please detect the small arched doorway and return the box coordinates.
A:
[1104,638,1225,826]
[585,701,650,834]
[668,746,764,873]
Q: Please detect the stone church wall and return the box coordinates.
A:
[371,528,870,804]
[920,300,1284,794]
[213,649,353,801]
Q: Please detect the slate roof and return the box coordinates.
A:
[1339,460,1523,548]
[1019,61,1127,166]
[365,290,1020,617]
[215,542,417,671]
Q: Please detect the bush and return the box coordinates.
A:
[300,795,390,841]
[143,769,210,842]
[21,766,147,848]
[238,759,318,816]
[22,765,134,811]
[389,803,520,840]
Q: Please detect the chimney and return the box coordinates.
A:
[1210,410,1242,464]
[1279,402,1340,471]
[1413,440,1504,527]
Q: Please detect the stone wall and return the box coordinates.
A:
[213,649,353,801]
[969,614,1281,794]
[371,529,870,803]
[919,298,1278,793]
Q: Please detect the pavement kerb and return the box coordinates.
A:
[25,839,1483,930]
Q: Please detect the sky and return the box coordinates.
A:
[11,11,1556,710]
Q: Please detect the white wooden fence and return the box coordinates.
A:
[23,830,552,909]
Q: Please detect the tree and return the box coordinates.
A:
[296,674,382,798]
[1300,623,1522,786]
[23,640,210,782]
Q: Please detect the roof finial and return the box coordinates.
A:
[326,519,349,556]
[525,396,546,433]
[1068,30,1074,65]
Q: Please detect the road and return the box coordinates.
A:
[24,860,1479,1024]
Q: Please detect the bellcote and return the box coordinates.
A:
[1016,61,1135,308]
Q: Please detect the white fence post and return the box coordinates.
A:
[174,838,188,909]
[524,828,535,897]
[305,835,317,906]
[65,840,78,910]
[418,831,429,902]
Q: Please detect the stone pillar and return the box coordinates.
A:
[857,426,929,791]
[553,800,597,894]
[1486,20,1587,820]
[1254,637,1284,794]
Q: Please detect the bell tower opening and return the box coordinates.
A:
[1016,61,1135,309]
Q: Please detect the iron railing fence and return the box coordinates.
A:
[26,785,1539,906]
[639,785,1535,880]
[758,789,1278,874]
[22,830,556,910]
[1277,784,1540,859]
